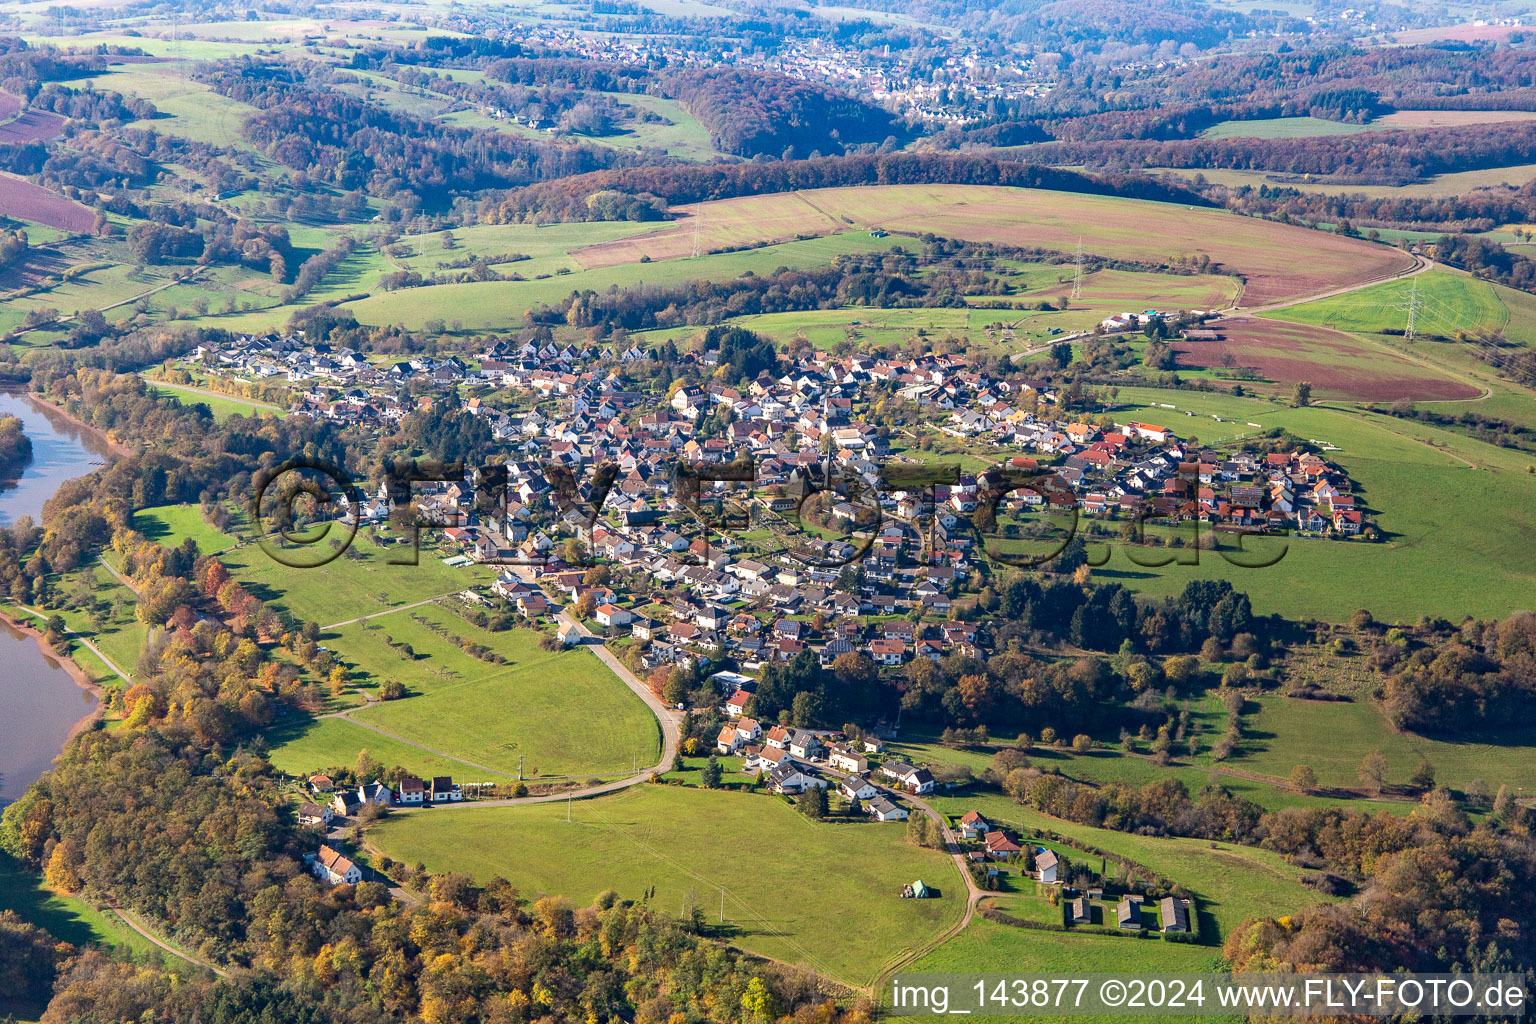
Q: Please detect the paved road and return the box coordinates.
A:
[348,569,682,816]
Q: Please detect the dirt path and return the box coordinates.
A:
[110,905,228,977]
[2,265,210,342]
[321,592,463,631]
[5,600,131,686]
[320,708,516,778]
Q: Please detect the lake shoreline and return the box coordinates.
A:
[0,605,106,744]
[13,390,132,459]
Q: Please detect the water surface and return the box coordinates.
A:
[0,390,106,804]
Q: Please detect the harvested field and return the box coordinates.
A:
[0,108,65,143]
[1375,110,1536,129]
[1394,23,1521,43]
[572,184,1412,306]
[1173,317,1483,401]
[0,174,94,232]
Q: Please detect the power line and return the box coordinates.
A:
[1071,237,1084,302]
[1403,277,1419,343]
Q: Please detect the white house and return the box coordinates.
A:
[595,603,632,627]
[1035,848,1059,884]
[788,729,824,761]
[768,763,828,795]
[310,845,362,886]
[827,744,868,774]
[867,795,909,822]
[297,802,333,827]
[839,776,879,801]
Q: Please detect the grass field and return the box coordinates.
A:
[886,738,1412,816]
[325,607,661,779]
[570,184,1413,306]
[343,232,904,332]
[96,62,261,150]
[0,851,160,961]
[1074,386,1536,622]
[924,792,1327,938]
[1146,164,1536,199]
[1201,116,1374,139]
[263,714,486,781]
[129,503,239,553]
[1267,268,1508,340]
[148,382,285,422]
[217,530,492,627]
[47,561,145,683]
[370,784,964,988]
[392,220,665,278]
[1214,694,1536,795]
[908,916,1236,1024]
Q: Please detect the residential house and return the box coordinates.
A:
[839,776,879,801]
[827,744,868,774]
[957,810,991,839]
[767,763,828,795]
[429,777,462,803]
[984,831,1022,859]
[1035,848,1059,884]
[867,796,909,821]
[310,844,362,886]
[398,776,426,805]
[297,802,333,827]
[788,730,824,761]
[595,603,632,627]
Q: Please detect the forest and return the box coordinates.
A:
[489,151,1206,223]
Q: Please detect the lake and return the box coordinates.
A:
[0,390,109,805]
[0,390,115,526]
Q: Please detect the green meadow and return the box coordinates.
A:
[909,916,1236,1024]
[129,503,240,551]
[342,233,905,332]
[0,852,161,962]
[328,607,661,779]
[1200,116,1376,139]
[1078,386,1536,622]
[371,783,964,988]
[263,714,485,781]
[924,793,1328,939]
[1268,269,1508,340]
[148,382,285,423]
[217,530,492,628]
[1214,694,1536,795]
[886,738,1411,815]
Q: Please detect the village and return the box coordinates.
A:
[178,325,1375,676]
[188,325,1363,927]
